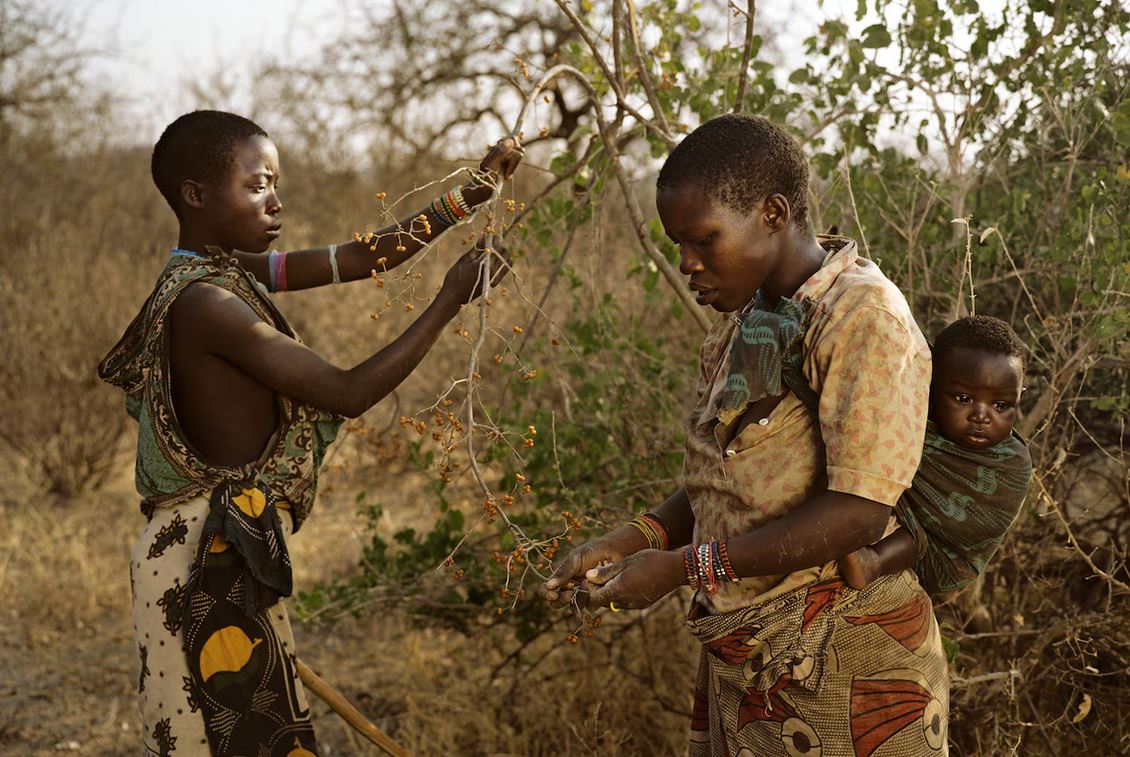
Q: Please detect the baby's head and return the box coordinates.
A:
[930,316,1026,450]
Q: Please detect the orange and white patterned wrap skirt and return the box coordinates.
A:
[687,572,948,756]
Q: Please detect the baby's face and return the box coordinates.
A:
[931,347,1024,450]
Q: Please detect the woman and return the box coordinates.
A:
[100,109,520,755]
[544,114,947,756]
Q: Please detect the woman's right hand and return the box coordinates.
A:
[542,525,649,608]
[440,239,511,305]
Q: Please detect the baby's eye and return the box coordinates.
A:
[993,401,1013,412]
[954,394,972,404]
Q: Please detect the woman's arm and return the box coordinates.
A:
[175,246,507,418]
[542,486,696,606]
[582,490,890,609]
[237,137,521,291]
[652,486,696,548]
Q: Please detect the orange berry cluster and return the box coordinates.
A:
[398,415,427,435]
[565,613,602,644]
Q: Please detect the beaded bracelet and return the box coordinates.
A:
[641,513,671,550]
[718,539,739,582]
[429,185,473,228]
[627,515,662,550]
[698,543,716,595]
[450,184,472,215]
[683,546,697,587]
[683,540,740,595]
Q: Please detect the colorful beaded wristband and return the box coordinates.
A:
[718,539,739,582]
[683,546,697,587]
[641,513,671,550]
[429,185,473,229]
[268,250,288,292]
[683,540,740,595]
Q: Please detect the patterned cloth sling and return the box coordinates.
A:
[897,422,1032,594]
[100,250,342,755]
[710,291,817,428]
[714,291,1033,596]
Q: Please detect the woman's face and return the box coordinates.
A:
[198,135,284,254]
[656,183,785,313]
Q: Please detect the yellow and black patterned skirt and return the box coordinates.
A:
[130,495,317,756]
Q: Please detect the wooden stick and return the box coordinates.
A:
[296,658,411,756]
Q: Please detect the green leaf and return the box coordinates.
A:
[941,632,960,664]
[861,23,892,48]
[1111,100,1130,146]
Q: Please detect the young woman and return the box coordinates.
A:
[100,110,520,755]
[545,114,948,756]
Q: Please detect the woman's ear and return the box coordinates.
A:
[181,180,205,209]
[763,193,790,233]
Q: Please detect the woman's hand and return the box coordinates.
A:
[439,239,511,305]
[477,136,523,181]
[583,549,687,610]
[543,525,648,608]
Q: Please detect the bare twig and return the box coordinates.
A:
[731,1,757,112]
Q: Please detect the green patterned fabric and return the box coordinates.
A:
[895,421,1032,594]
[98,250,342,531]
[719,295,1033,595]
[712,291,816,427]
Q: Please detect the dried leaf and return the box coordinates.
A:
[1070,693,1092,724]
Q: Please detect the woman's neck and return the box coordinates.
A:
[762,231,828,304]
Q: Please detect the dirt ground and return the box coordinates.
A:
[0,458,481,756]
[0,443,697,757]
[6,438,1124,755]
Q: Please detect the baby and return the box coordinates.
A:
[841,315,1034,594]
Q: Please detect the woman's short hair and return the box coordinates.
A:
[657,113,810,229]
[151,110,268,216]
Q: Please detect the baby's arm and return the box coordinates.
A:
[840,527,921,590]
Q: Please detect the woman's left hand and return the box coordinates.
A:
[478,136,523,180]
[583,549,687,611]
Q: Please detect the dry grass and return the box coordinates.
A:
[0,451,699,756]
[1,116,1126,756]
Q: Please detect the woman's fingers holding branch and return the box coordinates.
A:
[442,237,512,304]
[479,135,523,180]
[584,549,686,611]
[542,526,648,608]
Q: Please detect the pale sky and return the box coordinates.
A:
[78,0,338,139]
[70,0,1012,154]
[73,0,835,144]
